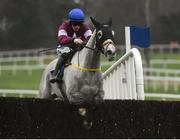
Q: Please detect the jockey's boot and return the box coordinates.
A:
[50,56,65,83]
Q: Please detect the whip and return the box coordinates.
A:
[38,47,57,54]
[38,43,99,54]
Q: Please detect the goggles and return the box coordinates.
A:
[71,21,83,26]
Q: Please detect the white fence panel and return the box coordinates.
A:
[103,48,144,100]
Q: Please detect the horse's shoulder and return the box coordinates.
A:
[46,58,58,71]
[50,58,58,64]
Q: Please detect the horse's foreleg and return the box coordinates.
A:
[94,89,104,104]
[68,91,85,104]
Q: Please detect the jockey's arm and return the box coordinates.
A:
[58,29,76,47]
[59,35,83,48]
[58,35,90,47]
[58,35,74,46]
[76,29,92,45]
[58,28,92,47]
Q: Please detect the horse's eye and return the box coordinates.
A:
[112,30,115,36]
[97,30,103,39]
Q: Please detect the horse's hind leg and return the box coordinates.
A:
[39,84,51,99]
[39,72,52,99]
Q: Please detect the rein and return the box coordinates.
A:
[71,39,114,72]
[38,44,99,54]
[79,45,100,52]
[81,39,114,53]
[74,44,101,72]
[38,39,114,54]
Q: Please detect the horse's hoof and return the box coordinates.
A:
[83,120,93,129]
[78,108,87,116]
[54,97,61,100]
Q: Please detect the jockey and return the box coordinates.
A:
[50,8,92,83]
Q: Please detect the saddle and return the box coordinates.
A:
[50,51,74,80]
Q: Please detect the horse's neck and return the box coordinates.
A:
[71,30,101,68]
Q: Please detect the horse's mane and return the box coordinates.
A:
[86,29,96,48]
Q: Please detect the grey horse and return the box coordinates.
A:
[39,17,116,105]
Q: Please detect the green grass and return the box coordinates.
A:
[0,66,110,90]
[145,81,180,93]
[0,70,43,90]
[1,65,179,93]
[151,63,180,69]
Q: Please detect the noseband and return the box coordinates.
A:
[102,39,114,55]
[102,39,114,46]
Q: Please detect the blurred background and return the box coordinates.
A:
[0,0,180,100]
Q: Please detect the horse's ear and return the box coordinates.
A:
[106,17,112,26]
[90,17,100,28]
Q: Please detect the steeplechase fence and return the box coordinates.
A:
[0,97,180,138]
[103,48,144,100]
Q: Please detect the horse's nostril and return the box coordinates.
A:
[107,50,112,55]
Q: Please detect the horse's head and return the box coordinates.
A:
[90,17,116,61]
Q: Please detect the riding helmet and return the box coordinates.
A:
[68,8,85,22]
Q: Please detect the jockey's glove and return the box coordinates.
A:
[74,38,83,45]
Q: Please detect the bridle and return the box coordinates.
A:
[102,39,114,46]
[101,39,115,56]
[78,38,115,56]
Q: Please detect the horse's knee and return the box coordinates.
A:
[69,92,85,104]
[94,90,104,104]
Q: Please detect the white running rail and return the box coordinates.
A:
[0,89,39,98]
[103,48,144,100]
